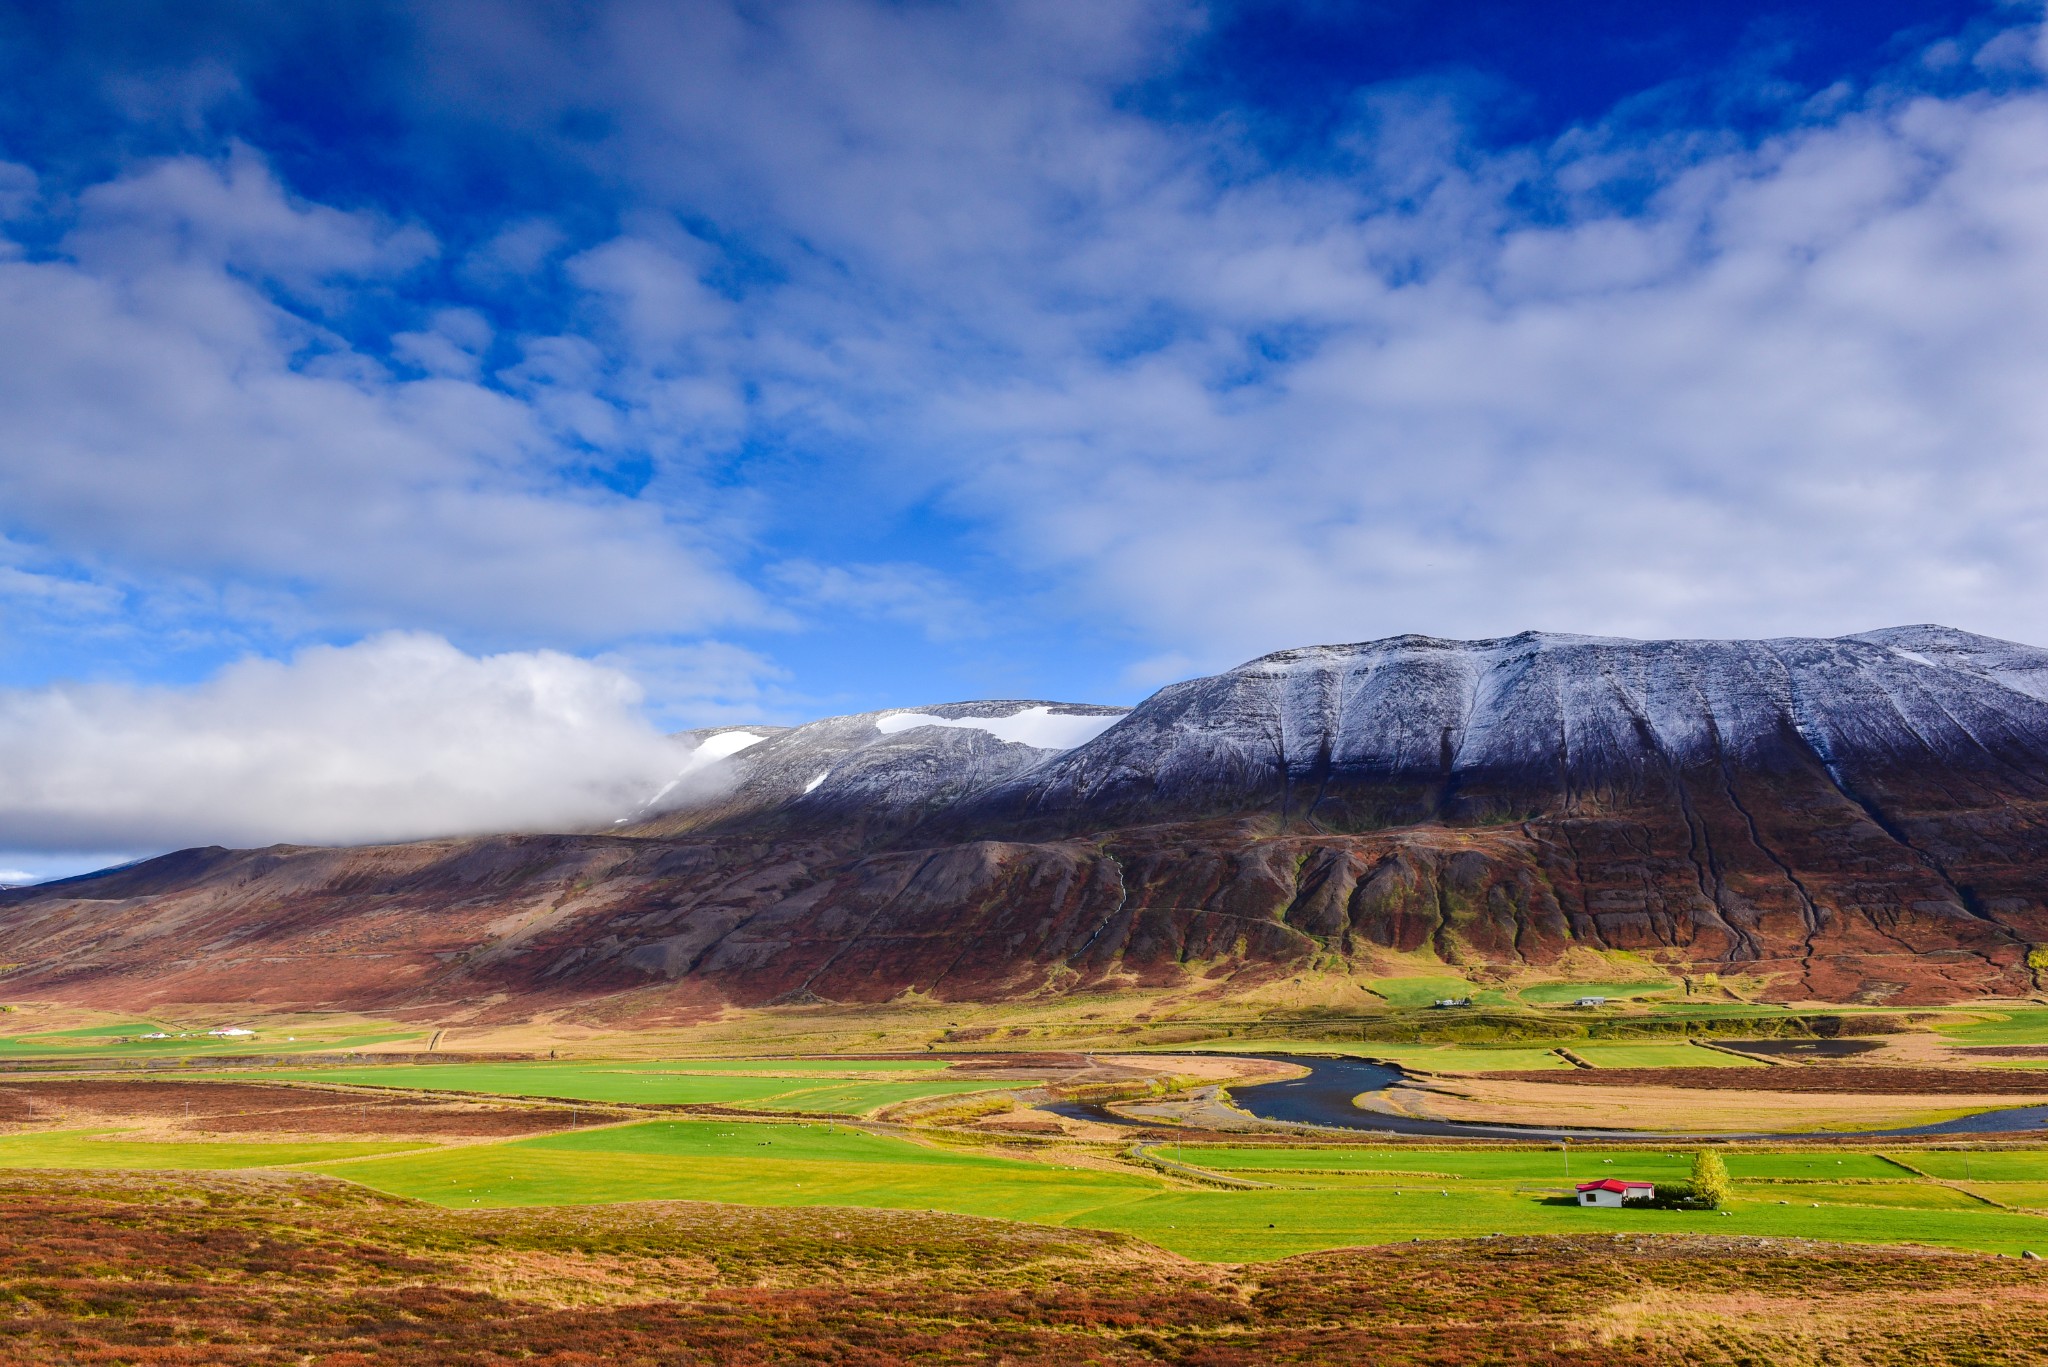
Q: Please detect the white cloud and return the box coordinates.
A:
[403,1,2048,669]
[591,639,797,730]
[766,560,983,639]
[0,633,693,852]
[15,0,2048,709]
[0,151,758,644]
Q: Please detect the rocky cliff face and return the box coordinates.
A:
[5,627,2048,1013]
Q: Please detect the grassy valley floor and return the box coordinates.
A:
[7,1001,2048,1360]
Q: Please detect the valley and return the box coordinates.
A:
[13,628,2048,1359]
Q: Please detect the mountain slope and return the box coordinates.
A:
[4,626,2048,1013]
[629,701,1128,841]
[953,627,2048,833]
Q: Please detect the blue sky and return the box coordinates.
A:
[1,0,2045,872]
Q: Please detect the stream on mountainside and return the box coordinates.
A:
[1049,1053,2048,1142]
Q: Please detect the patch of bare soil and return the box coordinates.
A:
[0,1079,590,1137]
[1959,1047,2048,1059]
[1480,1066,2048,1095]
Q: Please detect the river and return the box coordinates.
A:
[1056,1054,2048,1141]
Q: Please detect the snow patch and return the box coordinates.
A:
[633,729,774,817]
[803,772,829,793]
[874,706,1122,750]
[693,730,770,762]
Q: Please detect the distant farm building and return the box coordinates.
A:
[205,1027,255,1038]
[1431,997,1473,1008]
[1576,1179,1655,1207]
[1573,996,1608,1007]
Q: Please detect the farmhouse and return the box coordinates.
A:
[1573,996,1607,1007]
[1576,1179,1656,1207]
[1431,997,1473,1008]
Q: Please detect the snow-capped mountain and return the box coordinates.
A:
[627,700,1128,838]
[955,625,2048,833]
[9,625,2048,1013]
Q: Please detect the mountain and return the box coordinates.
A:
[6,626,2048,1015]
[628,700,1129,840]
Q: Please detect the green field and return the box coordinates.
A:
[317,1119,1162,1221]
[1896,1150,2048,1182]
[1205,1041,1578,1071]
[5,1100,2048,1260]
[1515,980,1680,1004]
[1939,1010,2048,1047]
[0,1130,422,1169]
[1364,977,1515,1009]
[1079,1187,2048,1260]
[1168,1145,1917,1182]
[306,1119,2048,1260]
[1568,1042,1762,1068]
[227,1060,1008,1113]
[1202,1040,1756,1072]
[0,1027,424,1056]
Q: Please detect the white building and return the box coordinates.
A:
[1576,1178,1656,1206]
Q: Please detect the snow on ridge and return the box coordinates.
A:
[874,705,1123,751]
[692,730,770,762]
[626,729,774,820]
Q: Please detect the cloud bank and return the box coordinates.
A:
[0,634,689,853]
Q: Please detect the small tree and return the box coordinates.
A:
[1691,1150,1732,1209]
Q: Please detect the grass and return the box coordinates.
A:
[1302,1042,1578,1071]
[0,1027,424,1055]
[1567,1042,1762,1068]
[9,1098,2048,1262]
[1895,1151,2048,1182]
[1168,1146,1911,1182]
[1082,1185,2048,1261]
[1515,980,1680,1004]
[0,1129,421,1170]
[223,1060,1005,1113]
[1936,1010,2048,1046]
[1364,976,1514,1009]
[317,1118,1162,1223]
[595,1057,958,1072]
[1172,1145,1684,1180]
[1207,1040,1760,1071]
[319,1117,2048,1261]
[1968,1182,2048,1207]
[2,1021,170,1040]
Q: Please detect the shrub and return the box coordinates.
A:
[1691,1151,1732,1209]
[1648,1181,1721,1210]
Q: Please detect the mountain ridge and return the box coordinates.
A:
[6,624,2048,1014]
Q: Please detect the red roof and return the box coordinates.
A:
[1576,1179,1655,1193]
